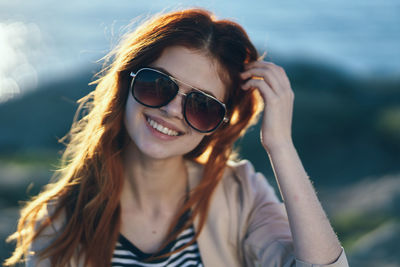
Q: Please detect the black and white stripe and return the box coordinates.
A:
[111,225,203,267]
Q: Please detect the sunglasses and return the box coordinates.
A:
[129,68,229,133]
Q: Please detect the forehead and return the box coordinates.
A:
[150,46,226,101]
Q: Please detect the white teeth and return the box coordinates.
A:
[147,117,179,136]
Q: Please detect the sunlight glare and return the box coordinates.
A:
[0,22,40,103]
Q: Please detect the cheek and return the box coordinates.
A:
[178,132,206,155]
[124,97,141,135]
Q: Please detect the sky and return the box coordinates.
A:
[0,0,399,102]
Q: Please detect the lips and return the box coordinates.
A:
[144,114,185,136]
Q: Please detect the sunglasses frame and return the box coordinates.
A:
[130,67,229,133]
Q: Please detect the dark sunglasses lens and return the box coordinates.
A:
[185,92,225,132]
[132,70,177,107]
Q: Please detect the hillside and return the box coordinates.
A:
[1,60,399,266]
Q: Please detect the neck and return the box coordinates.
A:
[121,142,188,215]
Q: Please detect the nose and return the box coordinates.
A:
[160,92,184,120]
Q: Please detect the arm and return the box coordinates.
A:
[267,141,342,264]
[241,61,343,264]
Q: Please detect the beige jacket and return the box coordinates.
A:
[28,159,348,267]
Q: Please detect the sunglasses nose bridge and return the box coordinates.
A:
[161,88,185,120]
[175,90,188,109]
[177,90,187,98]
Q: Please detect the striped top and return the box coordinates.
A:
[111,224,203,267]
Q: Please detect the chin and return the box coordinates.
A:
[134,141,179,160]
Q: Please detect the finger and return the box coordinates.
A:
[244,62,292,94]
[245,61,286,78]
[245,60,276,70]
[241,78,277,103]
[241,67,282,94]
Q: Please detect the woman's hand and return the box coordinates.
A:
[240,61,295,153]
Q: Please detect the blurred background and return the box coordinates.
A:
[0,0,399,266]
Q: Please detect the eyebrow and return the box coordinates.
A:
[150,66,219,98]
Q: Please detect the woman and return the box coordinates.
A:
[5,8,348,267]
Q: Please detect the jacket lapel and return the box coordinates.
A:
[185,160,239,267]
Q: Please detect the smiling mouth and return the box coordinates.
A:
[146,116,182,136]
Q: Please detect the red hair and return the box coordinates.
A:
[5,8,263,266]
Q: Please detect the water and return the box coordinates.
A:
[0,0,399,102]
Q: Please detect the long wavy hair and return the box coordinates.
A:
[5,8,263,266]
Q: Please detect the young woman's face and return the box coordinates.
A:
[124,46,226,159]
